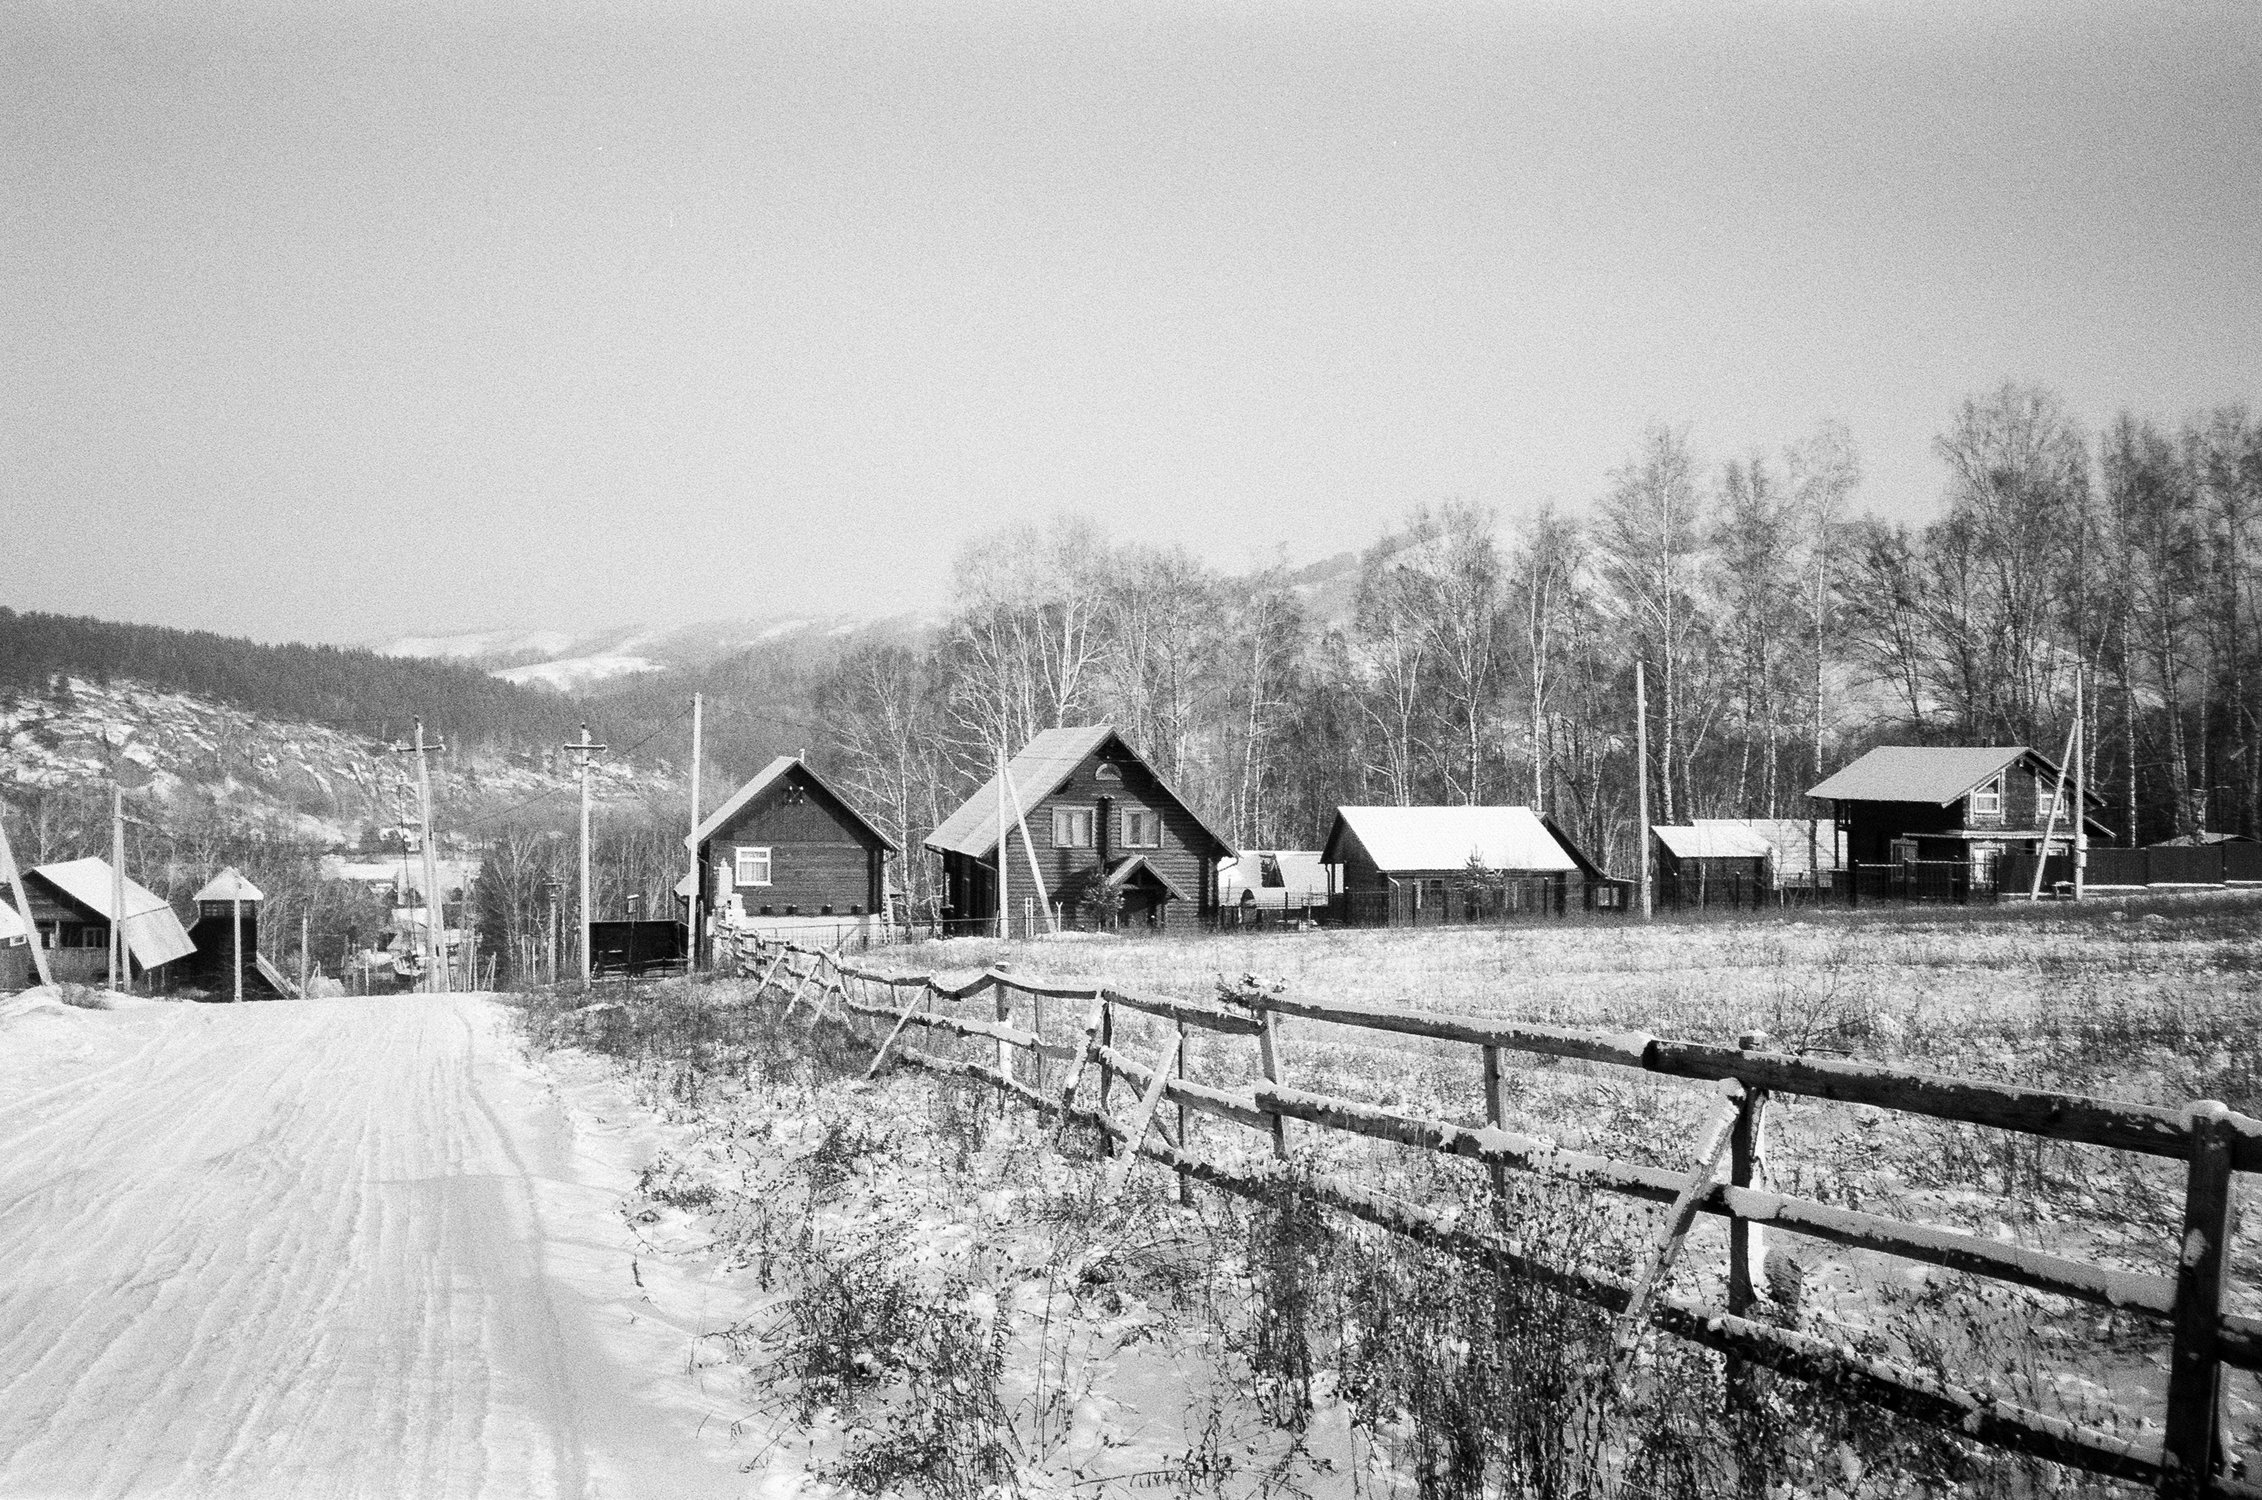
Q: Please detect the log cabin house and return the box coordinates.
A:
[688,755,899,952]
[1651,823,1774,902]
[1320,806,1612,925]
[925,726,1234,933]
[20,857,195,986]
[1808,745,2109,895]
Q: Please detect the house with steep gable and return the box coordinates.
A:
[688,755,900,950]
[925,726,1234,933]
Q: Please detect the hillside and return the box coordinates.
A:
[0,676,676,854]
[0,607,639,759]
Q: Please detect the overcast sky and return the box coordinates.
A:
[5,0,2257,646]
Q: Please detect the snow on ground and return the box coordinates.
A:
[0,994,769,1499]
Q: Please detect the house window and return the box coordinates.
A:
[1970,775,2003,819]
[735,846,773,886]
[1889,838,1918,864]
[1051,807,1095,847]
[1123,810,1162,848]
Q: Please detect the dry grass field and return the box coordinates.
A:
[519,890,2262,1497]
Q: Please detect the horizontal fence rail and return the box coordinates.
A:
[714,930,2259,1498]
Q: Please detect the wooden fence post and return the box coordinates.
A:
[1727,1030,1773,1316]
[1482,1044,1508,1212]
[1258,1008,1290,1159]
[2160,1100,2237,1499]
[1097,1000,1116,1156]
[1176,1017,1192,1205]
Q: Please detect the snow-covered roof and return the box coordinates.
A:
[28,858,196,968]
[1323,807,1577,874]
[689,756,901,853]
[1219,851,1331,899]
[1692,818,1838,874]
[1653,824,1775,860]
[925,725,1233,861]
[0,900,26,943]
[193,868,265,903]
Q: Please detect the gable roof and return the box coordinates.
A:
[688,756,902,853]
[1693,818,1838,875]
[1323,806,1579,874]
[1100,854,1192,902]
[1220,850,1332,898]
[1808,745,2105,809]
[27,858,197,968]
[193,868,265,903]
[925,725,1235,860]
[1653,824,1775,860]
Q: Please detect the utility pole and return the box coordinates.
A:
[564,723,608,988]
[2073,667,2088,901]
[1636,660,1653,920]
[0,807,53,988]
[995,746,1009,940]
[390,721,450,992]
[231,875,244,1004]
[112,785,127,994]
[301,909,310,997]
[687,693,703,970]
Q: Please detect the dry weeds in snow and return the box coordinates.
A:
[513,891,2262,1496]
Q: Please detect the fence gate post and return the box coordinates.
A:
[2161,1100,2237,1499]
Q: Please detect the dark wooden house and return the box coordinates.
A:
[1320,806,1610,925]
[925,726,1234,933]
[20,857,196,986]
[688,756,899,952]
[1808,745,2109,893]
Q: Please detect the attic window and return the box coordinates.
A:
[1094,763,1121,782]
[1970,775,2003,818]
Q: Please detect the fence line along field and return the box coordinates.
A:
[521,891,2262,1499]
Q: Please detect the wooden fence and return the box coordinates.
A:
[720,930,2260,1498]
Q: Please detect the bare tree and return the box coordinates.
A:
[1787,420,1861,778]
[1595,425,1706,822]
[1504,505,1585,813]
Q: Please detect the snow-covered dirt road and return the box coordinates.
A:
[0,994,760,1500]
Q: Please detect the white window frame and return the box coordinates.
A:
[1051,806,1095,848]
[1970,775,2003,819]
[1122,809,1162,849]
[735,846,773,886]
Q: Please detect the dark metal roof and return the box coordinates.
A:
[925,725,1234,861]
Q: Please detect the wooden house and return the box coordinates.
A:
[924,726,1234,933]
[1808,746,2108,893]
[1693,817,1839,887]
[1652,824,1773,899]
[1320,806,1609,925]
[688,756,899,951]
[21,857,195,986]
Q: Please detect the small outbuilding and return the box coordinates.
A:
[689,755,900,952]
[1692,818,1840,888]
[0,899,33,992]
[21,857,196,986]
[1652,824,1773,903]
[925,726,1234,934]
[1320,806,1607,925]
[176,869,299,1000]
[1217,851,1334,927]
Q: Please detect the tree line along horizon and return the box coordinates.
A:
[5,379,2259,945]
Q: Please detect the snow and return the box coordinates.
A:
[0,996,765,1498]
[495,653,662,690]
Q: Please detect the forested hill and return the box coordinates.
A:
[0,607,635,757]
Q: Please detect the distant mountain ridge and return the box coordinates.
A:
[376,613,939,692]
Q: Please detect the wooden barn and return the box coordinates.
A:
[1652,823,1773,900]
[21,857,195,986]
[1320,806,1609,925]
[176,869,299,1000]
[925,726,1234,934]
[1808,745,2109,896]
[688,755,899,952]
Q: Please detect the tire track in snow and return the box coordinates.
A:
[0,997,740,1500]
